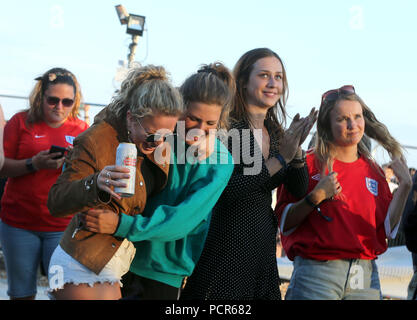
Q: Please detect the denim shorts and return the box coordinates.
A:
[285,256,381,300]
[0,220,63,298]
[48,239,136,293]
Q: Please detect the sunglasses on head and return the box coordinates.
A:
[45,96,74,107]
[321,85,355,103]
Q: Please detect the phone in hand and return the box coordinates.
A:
[49,145,68,159]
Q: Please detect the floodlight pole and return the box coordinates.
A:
[128,35,140,68]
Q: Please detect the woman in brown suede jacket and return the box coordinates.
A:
[46,65,183,300]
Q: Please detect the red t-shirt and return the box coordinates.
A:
[1,111,88,231]
[275,153,392,261]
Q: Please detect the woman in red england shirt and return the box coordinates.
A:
[275,85,412,300]
[0,68,88,300]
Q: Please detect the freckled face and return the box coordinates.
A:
[329,99,365,147]
[245,56,283,109]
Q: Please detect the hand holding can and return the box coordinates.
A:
[97,165,130,200]
[114,143,137,198]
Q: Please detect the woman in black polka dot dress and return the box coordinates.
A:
[181,48,317,300]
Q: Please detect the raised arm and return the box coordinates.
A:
[280,171,341,233]
[385,157,413,235]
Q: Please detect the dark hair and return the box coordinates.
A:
[180,62,235,130]
[232,47,288,139]
[27,67,82,124]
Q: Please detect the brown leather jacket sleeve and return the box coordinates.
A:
[47,130,110,217]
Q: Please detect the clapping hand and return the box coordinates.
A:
[299,108,318,146]
[280,108,318,163]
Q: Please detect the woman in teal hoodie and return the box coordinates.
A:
[84,62,235,299]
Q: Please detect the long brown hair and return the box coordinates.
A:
[27,67,82,124]
[232,48,288,139]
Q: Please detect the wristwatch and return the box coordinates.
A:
[25,158,37,172]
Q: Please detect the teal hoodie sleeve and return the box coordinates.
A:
[114,160,234,242]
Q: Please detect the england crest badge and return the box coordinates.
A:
[312,174,321,181]
[65,135,75,145]
[365,177,378,196]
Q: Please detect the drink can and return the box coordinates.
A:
[115,143,137,197]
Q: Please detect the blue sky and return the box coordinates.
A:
[1,0,416,167]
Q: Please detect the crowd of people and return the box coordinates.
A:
[0,47,415,301]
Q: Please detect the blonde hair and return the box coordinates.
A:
[27,67,82,124]
[315,93,403,172]
[180,62,235,130]
[108,65,183,119]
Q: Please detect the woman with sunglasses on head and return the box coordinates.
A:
[46,65,183,300]
[83,62,235,300]
[0,68,88,300]
[275,85,412,300]
[181,48,317,300]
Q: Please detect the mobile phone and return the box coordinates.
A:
[49,145,68,159]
